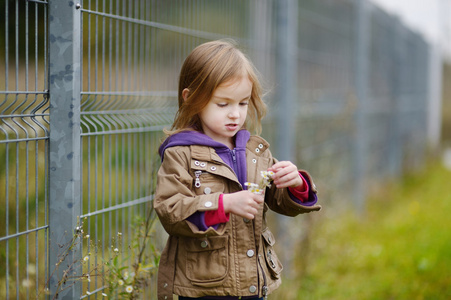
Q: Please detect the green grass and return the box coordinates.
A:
[273,161,451,300]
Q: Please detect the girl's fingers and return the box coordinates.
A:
[251,193,264,204]
[270,161,296,175]
[269,161,303,188]
[269,161,292,172]
[272,168,296,182]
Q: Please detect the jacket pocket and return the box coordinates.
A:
[262,227,283,279]
[185,235,229,287]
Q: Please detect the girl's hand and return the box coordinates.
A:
[268,161,304,189]
[222,190,264,220]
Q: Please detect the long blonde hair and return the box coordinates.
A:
[167,40,266,135]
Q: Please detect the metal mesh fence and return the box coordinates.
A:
[0,0,433,299]
[0,0,49,299]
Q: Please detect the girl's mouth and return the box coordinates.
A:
[226,123,239,131]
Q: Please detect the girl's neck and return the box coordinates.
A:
[225,140,235,150]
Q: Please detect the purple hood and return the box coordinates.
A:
[159,130,250,186]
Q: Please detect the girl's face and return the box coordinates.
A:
[199,76,252,148]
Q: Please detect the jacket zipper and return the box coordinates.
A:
[231,148,237,164]
[231,148,239,179]
[194,170,202,188]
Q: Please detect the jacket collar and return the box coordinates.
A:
[246,135,270,156]
[188,135,270,161]
[190,145,220,162]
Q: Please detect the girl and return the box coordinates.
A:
[154,40,321,300]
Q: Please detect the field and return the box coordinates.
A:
[273,159,451,300]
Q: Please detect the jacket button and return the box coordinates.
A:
[194,161,200,166]
[255,148,260,153]
[249,285,257,293]
[204,201,212,208]
[201,241,208,248]
[258,143,264,149]
[210,166,217,171]
[247,249,255,257]
[243,218,250,223]
[204,187,211,194]
[252,159,257,163]
[200,162,206,167]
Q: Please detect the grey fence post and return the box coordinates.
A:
[353,0,370,213]
[388,18,403,178]
[275,0,299,276]
[276,0,298,161]
[48,1,82,298]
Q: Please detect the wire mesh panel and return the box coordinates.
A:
[76,0,257,298]
[293,0,357,203]
[0,0,49,299]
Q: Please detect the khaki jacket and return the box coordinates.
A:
[154,135,321,299]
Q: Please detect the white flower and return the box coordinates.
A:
[123,271,129,280]
[86,274,91,282]
[22,279,32,288]
[27,263,36,275]
[118,279,124,286]
[125,285,133,293]
[117,232,122,236]
[245,170,274,194]
[113,248,119,253]
[83,256,89,262]
[85,234,90,239]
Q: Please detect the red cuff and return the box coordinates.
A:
[288,173,309,202]
[205,194,230,227]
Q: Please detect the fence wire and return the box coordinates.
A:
[0,0,49,299]
[0,0,432,299]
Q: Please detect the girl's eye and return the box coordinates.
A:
[217,103,227,107]
[240,102,249,106]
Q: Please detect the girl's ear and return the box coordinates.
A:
[182,88,190,102]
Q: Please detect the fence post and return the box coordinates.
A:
[388,17,403,178]
[275,0,298,276]
[275,0,298,161]
[48,1,82,298]
[353,0,370,213]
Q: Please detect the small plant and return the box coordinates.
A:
[39,204,160,299]
[102,206,160,299]
[37,218,105,300]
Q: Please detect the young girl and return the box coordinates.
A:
[154,40,321,300]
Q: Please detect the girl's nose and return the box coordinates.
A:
[228,108,239,119]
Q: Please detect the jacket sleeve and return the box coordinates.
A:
[154,147,227,237]
[263,156,321,216]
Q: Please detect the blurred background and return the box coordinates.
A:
[1,0,450,299]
